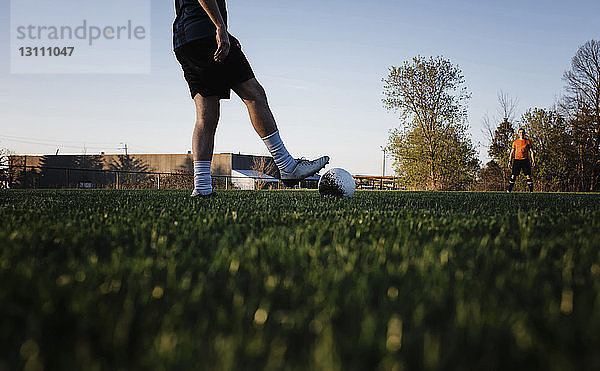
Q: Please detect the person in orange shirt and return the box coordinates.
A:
[507,128,536,192]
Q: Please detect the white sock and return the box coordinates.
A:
[192,161,213,196]
[261,130,297,173]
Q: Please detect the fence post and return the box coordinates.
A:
[116,172,119,190]
[157,174,161,190]
[8,159,13,188]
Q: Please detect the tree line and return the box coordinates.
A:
[384,40,600,192]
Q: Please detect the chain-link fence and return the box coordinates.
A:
[353,176,402,190]
[1,165,318,190]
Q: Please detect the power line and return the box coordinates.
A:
[1,135,172,154]
[0,135,122,151]
[0,134,120,146]
[0,137,121,151]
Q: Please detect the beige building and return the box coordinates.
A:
[9,153,266,176]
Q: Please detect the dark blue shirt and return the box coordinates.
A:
[173,0,227,50]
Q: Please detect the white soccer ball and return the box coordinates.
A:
[318,168,355,198]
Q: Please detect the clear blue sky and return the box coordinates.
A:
[1,0,598,175]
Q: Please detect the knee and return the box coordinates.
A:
[245,87,268,106]
[236,79,268,105]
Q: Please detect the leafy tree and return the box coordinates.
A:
[38,155,73,188]
[476,161,505,191]
[74,154,104,170]
[6,155,37,188]
[487,118,514,189]
[388,123,479,190]
[436,126,480,190]
[562,40,600,191]
[383,56,475,189]
[74,154,109,188]
[522,108,576,191]
[387,127,428,189]
[109,155,153,189]
[109,154,149,173]
[35,154,110,188]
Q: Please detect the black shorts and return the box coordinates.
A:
[512,158,532,176]
[175,34,255,100]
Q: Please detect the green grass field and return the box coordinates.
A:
[1,190,600,370]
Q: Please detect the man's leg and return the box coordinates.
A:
[232,78,329,185]
[526,175,534,192]
[232,78,277,138]
[191,94,220,196]
[524,159,533,192]
[507,174,516,192]
[232,78,296,172]
[508,160,520,192]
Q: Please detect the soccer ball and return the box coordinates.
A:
[318,168,355,198]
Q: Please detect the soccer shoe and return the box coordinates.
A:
[191,191,218,198]
[280,156,330,187]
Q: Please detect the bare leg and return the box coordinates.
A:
[232,77,329,184]
[232,78,277,138]
[192,94,220,161]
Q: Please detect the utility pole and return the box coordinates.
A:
[380,146,387,190]
[380,146,386,177]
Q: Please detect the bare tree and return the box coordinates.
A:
[481,91,519,190]
[483,91,519,145]
[0,147,11,188]
[251,156,276,190]
[0,147,10,168]
[562,40,600,190]
[563,40,600,125]
[482,114,494,145]
[498,90,520,123]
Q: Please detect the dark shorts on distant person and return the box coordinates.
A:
[175,34,255,100]
[512,158,532,176]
